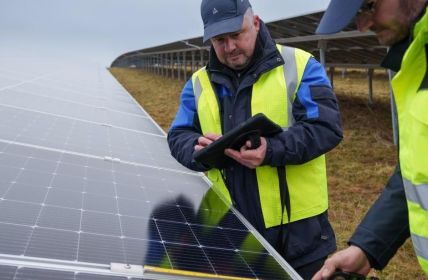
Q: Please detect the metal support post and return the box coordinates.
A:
[170,52,174,79]
[183,52,187,81]
[368,68,374,105]
[191,50,195,73]
[177,52,181,81]
[329,67,334,89]
[318,40,327,68]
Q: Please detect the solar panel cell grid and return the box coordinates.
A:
[0,64,298,279]
[0,224,32,255]
[26,227,79,260]
[0,265,16,280]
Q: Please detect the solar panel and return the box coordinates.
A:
[0,59,301,279]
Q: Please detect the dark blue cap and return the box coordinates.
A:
[316,0,364,34]
[201,0,252,42]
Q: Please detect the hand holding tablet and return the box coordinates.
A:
[193,113,282,167]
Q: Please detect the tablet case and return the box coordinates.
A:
[193,113,282,167]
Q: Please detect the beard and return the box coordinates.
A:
[225,51,252,70]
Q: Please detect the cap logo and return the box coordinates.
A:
[212,8,218,14]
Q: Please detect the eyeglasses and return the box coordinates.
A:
[357,0,377,15]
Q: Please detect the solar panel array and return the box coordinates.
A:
[0,59,300,279]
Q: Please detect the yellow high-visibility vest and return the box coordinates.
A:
[391,10,428,275]
[191,45,328,228]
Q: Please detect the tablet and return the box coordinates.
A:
[193,113,282,167]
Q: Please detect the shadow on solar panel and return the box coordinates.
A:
[111,189,297,279]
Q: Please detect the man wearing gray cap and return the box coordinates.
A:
[168,0,343,278]
[312,0,428,279]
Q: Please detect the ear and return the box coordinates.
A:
[356,13,373,32]
[253,15,261,32]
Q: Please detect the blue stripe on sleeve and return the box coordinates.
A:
[296,57,331,119]
[302,57,332,87]
[297,83,319,119]
[170,79,197,130]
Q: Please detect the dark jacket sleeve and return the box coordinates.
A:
[349,164,410,270]
[167,79,210,172]
[263,57,343,166]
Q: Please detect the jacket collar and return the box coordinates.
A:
[380,37,411,72]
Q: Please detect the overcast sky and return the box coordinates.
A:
[0,0,330,66]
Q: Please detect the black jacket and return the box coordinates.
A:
[168,22,343,268]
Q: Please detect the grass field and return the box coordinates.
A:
[110,67,426,280]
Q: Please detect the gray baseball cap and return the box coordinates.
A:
[201,0,252,42]
[316,0,364,34]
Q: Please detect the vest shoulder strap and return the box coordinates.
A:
[276,45,312,127]
[276,45,312,98]
[192,67,208,111]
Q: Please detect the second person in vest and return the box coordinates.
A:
[168,0,343,279]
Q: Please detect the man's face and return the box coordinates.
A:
[356,0,411,45]
[210,14,260,70]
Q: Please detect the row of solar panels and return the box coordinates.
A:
[0,58,300,279]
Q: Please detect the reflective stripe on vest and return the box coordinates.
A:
[413,233,428,277]
[192,45,328,228]
[404,179,428,211]
[282,46,298,127]
[391,9,428,275]
[412,234,428,260]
